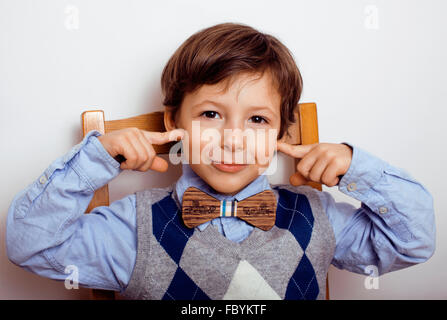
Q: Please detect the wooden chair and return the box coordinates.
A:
[81,102,328,300]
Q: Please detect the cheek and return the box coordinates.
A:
[184,126,277,165]
[185,126,222,164]
[252,129,278,166]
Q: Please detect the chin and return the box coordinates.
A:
[207,181,246,195]
[191,164,260,195]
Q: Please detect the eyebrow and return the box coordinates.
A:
[193,99,275,113]
[192,100,226,109]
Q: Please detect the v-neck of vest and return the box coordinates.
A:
[193,222,277,259]
[170,182,281,258]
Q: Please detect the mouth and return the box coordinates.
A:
[212,162,248,173]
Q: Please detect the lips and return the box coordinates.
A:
[212,162,248,173]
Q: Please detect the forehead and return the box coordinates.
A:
[186,71,281,109]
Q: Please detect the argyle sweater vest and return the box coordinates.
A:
[122,184,336,300]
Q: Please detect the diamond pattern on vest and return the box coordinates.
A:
[152,195,194,264]
[152,193,210,300]
[274,187,319,300]
[222,260,281,300]
[150,188,320,300]
[163,267,210,300]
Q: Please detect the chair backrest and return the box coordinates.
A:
[81,102,327,299]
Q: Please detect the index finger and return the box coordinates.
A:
[142,128,185,145]
[277,141,317,159]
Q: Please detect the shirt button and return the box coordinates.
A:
[347,182,357,192]
[379,207,388,214]
[39,175,47,184]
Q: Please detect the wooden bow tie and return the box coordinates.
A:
[181,187,277,231]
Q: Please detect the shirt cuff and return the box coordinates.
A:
[337,142,387,203]
[68,130,122,191]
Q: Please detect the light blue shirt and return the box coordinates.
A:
[6,130,436,292]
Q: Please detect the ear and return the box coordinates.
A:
[278,107,301,145]
[164,106,178,131]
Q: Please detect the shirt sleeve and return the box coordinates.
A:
[6,130,137,292]
[319,142,436,275]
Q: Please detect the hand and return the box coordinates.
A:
[276,142,353,187]
[97,127,185,172]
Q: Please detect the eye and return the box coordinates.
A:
[249,115,268,124]
[200,111,221,119]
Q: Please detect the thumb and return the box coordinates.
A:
[149,156,169,172]
[289,171,309,186]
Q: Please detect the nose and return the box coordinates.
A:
[222,123,245,153]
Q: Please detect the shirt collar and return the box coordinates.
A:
[175,164,272,204]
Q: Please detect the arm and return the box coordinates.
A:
[6,130,137,291]
[320,143,436,275]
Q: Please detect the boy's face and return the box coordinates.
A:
[166,71,281,195]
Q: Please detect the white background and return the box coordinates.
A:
[1,0,445,299]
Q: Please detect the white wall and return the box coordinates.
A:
[1,0,445,299]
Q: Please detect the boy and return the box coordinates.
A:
[6,23,435,300]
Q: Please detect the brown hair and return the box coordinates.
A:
[161,22,303,138]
